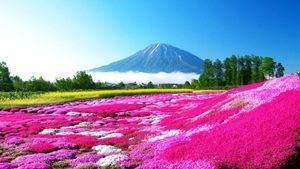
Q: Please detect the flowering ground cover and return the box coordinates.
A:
[0,89,197,108]
[0,75,299,169]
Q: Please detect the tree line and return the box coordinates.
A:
[0,61,117,92]
[0,61,174,92]
[193,55,285,89]
[0,57,293,92]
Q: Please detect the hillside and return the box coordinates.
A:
[0,75,299,168]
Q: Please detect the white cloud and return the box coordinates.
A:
[89,71,199,84]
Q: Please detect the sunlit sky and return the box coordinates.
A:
[0,0,299,81]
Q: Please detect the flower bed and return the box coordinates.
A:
[0,75,299,168]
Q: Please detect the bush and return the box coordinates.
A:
[76,164,100,169]
[52,161,69,168]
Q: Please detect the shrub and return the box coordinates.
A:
[52,161,69,168]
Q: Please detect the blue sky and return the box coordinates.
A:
[0,0,299,80]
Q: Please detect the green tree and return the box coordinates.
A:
[297,70,300,76]
[147,81,154,88]
[244,56,252,85]
[224,58,232,86]
[191,79,199,89]
[55,77,74,91]
[183,81,191,88]
[72,71,95,89]
[118,82,125,88]
[230,55,238,86]
[213,59,223,86]
[199,59,214,88]
[260,57,276,79]
[237,56,246,85]
[275,62,285,77]
[24,77,55,91]
[0,62,14,91]
[12,76,24,91]
[251,56,263,82]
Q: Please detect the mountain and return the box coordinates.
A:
[89,43,203,73]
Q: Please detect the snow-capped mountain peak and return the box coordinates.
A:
[89,43,204,73]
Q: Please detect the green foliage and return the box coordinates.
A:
[224,57,232,85]
[118,82,125,88]
[183,81,191,88]
[52,161,69,168]
[23,77,56,92]
[0,146,6,156]
[147,81,154,88]
[54,72,97,91]
[73,71,95,90]
[260,57,276,78]
[55,77,74,91]
[230,55,238,86]
[0,62,14,91]
[12,76,24,91]
[297,70,300,76]
[0,92,43,101]
[191,79,199,89]
[251,56,264,83]
[199,59,214,88]
[213,59,224,86]
[7,149,30,160]
[275,62,285,77]
[77,164,100,169]
[103,165,124,169]
[195,55,283,89]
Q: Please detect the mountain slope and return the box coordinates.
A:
[90,43,203,73]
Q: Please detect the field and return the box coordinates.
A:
[0,89,194,109]
[0,76,299,169]
[0,89,226,109]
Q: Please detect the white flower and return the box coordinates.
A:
[96,154,126,167]
[39,128,58,135]
[66,112,93,116]
[77,131,110,137]
[75,122,90,127]
[148,130,181,142]
[99,133,123,139]
[56,131,74,135]
[92,145,122,155]
[66,111,81,116]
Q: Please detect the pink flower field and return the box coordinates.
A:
[0,75,299,169]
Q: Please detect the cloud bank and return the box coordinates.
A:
[89,71,199,84]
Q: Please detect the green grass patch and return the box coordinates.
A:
[52,161,69,168]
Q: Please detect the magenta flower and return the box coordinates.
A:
[70,153,103,167]
[0,75,299,168]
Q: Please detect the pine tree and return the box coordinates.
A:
[199,59,214,88]
[237,56,246,85]
[224,58,232,86]
[230,55,238,86]
[213,59,223,86]
[251,56,261,82]
[244,55,252,84]
[275,62,285,77]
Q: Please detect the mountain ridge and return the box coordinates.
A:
[89,43,204,73]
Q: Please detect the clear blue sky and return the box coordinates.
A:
[0,0,299,80]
